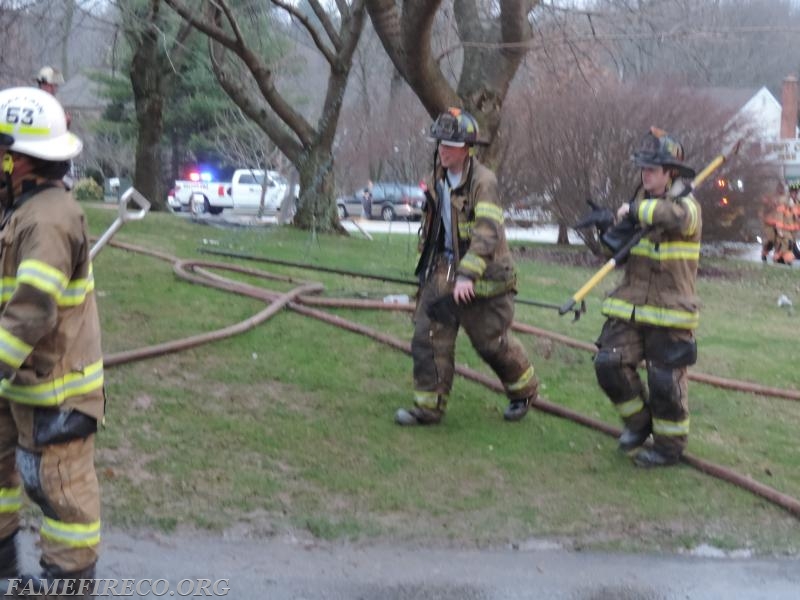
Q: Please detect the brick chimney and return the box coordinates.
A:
[780,75,798,139]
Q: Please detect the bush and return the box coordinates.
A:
[84,167,105,188]
[73,178,105,202]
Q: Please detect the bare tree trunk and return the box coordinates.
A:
[62,0,75,79]
[129,16,167,211]
[557,222,570,245]
[124,0,191,212]
[294,146,342,232]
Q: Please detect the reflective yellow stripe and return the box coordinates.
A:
[601,298,634,321]
[0,486,22,513]
[458,221,472,239]
[682,197,699,236]
[615,397,644,418]
[460,253,486,277]
[473,278,514,297]
[40,517,101,548]
[637,199,658,224]
[0,277,14,303]
[2,270,93,308]
[601,298,698,329]
[59,265,95,307]
[635,305,699,329]
[506,366,534,392]
[653,417,690,436]
[0,124,50,137]
[629,240,700,261]
[414,391,444,410]
[475,202,504,224]
[16,259,68,299]
[0,327,33,369]
[0,359,104,406]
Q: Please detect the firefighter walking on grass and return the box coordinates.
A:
[0,87,103,597]
[593,128,700,468]
[395,108,538,426]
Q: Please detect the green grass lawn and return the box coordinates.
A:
[86,206,800,554]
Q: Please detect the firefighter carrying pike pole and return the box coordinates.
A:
[564,128,741,469]
[560,135,742,317]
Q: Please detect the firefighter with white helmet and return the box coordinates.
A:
[34,67,65,96]
[0,87,102,597]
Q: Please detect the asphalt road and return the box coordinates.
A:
[15,529,795,600]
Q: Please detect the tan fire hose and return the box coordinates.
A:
[100,239,800,519]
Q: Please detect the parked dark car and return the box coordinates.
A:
[337,182,426,221]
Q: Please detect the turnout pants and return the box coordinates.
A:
[411,263,538,410]
[594,319,695,458]
[0,399,100,574]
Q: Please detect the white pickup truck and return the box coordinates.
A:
[168,169,290,215]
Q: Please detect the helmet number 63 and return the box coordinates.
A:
[5,107,34,126]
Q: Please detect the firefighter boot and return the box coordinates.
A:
[0,531,18,579]
[395,396,445,426]
[633,447,680,468]
[617,425,651,454]
[39,564,96,599]
[503,397,531,422]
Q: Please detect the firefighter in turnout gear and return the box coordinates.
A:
[395,108,538,426]
[0,87,102,596]
[760,181,784,263]
[771,181,798,265]
[594,127,700,468]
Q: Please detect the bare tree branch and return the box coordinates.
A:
[272,0,338,63]
[164,0,317,145]
[208,39,303,163]
[306,0,342,49]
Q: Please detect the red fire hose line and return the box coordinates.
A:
[102,240,800,519]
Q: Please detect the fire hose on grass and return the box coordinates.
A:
[101,239,800,519]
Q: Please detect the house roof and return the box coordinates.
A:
[58,72,105,112]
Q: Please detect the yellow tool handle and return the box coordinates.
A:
[559,260,616,315]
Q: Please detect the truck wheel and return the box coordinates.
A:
[381,206,395,221]
[208,203,224,216]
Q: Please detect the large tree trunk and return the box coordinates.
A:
[557,222,570,245]
[294,146,341,232]
[130,41,167,211]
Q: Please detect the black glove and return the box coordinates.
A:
[600,218,639,258]
[574,199,615,235]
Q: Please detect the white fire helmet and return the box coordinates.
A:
[0,87,82,161]
[35,66,65,86]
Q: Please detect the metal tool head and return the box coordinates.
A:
[118,187,151,222]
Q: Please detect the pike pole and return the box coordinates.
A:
[90,188,151,260]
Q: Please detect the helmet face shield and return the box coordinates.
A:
[430,113,461,142]
[429,108,480,149]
